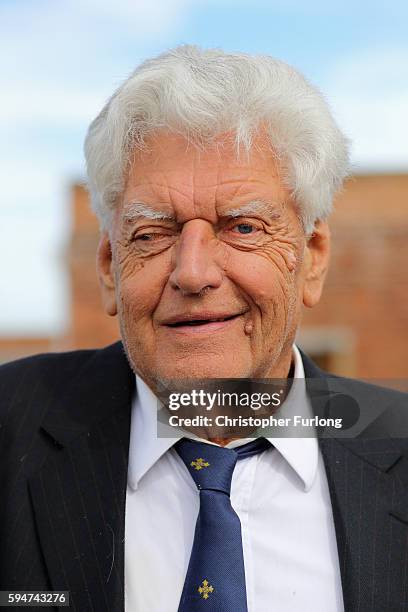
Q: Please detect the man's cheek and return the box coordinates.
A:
[115,248,146,282]
[234,249,296,297]
[118,260,169,321]
[261,240,303,276]
[118,281,154,323]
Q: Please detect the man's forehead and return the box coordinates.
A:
[125,130,283,185]
[120,132,290,223]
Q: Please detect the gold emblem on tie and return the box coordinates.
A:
[198,579,214,599]
[190,458,210,471]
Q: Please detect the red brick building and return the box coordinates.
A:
[300,174,408,378]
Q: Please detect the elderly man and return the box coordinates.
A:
[1,46,407,612]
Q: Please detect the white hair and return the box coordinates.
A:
[84,45,350,233]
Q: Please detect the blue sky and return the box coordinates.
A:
[1,0,407,335]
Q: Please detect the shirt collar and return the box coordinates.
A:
[127,345,318,492]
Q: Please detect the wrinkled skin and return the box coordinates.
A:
[97,131,330,395]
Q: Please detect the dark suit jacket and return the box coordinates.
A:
[0,342,407,611]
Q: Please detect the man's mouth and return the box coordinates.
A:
[166,314,239,327]
[161,311,246,333]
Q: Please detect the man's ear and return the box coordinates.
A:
[96,232,117,316]
[302,220,330,308]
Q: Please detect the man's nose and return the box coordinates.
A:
[168,219,223,295]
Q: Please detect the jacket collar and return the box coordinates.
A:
[300,349,403,473]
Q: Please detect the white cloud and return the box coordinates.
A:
[0,0,191,125]
[324,46,408,169]
[72,0,190,36]
[0,87,105,125]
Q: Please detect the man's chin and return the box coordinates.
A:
[155,360,252,384]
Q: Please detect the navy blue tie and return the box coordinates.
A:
[175,437,271,611]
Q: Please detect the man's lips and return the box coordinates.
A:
[160,310,248,332]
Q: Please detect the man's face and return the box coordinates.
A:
[97,131,329,388]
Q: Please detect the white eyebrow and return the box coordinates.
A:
[123,200,282,223]
[223,200,282,219]
[123,202,175,222]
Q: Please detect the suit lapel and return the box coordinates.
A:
[28,342,134,612]
[302,352,408,611]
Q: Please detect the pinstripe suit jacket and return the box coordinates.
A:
[0,341,407,611]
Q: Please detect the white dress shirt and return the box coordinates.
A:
[125,346,345,611]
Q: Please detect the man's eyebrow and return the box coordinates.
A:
[122,200,282,223]
[221,200,282,220]
[123,202,175,222]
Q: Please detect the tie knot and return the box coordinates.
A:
[175,439,237,494]
[174,437,271,495]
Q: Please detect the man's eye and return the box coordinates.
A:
[131,231,178,253]
[134,232,166,241]
[232,223,257,235]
